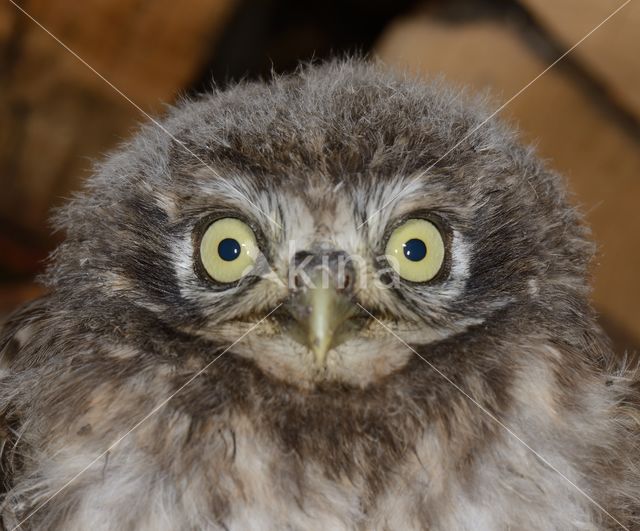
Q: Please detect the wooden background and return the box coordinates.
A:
[1,0,638,353]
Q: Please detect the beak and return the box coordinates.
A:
[285,253,358,367]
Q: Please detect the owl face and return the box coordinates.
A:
[165,170,477,386]
[51,61,591,389]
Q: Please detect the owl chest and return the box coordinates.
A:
[17,416,599,530]
[160,419,598,531]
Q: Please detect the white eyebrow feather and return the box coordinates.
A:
[191,169,281,230]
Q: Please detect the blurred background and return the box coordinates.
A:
[0,0,638,354]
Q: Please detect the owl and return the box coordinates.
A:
[0,60,639,530]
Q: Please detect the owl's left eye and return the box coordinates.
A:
[199,218,258,283]
[385,218,446,283]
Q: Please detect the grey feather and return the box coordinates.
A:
[1,59,638,530]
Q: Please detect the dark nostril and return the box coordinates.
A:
[337,267,353,292]
[334,252,356,294]
[289,249,356,293]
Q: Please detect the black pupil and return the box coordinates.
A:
[218,238,241,261]
[403,239,427,261]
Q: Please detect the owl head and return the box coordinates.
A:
[48,60,595,389]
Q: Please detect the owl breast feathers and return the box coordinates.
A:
[0,60,638,530]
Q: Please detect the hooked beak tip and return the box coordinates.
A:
[310,334,331,368]
[286,275,357,367]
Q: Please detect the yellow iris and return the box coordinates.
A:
[199,218,258,283]
[385,218,445,283]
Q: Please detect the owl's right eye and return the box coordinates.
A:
[199,218,258,283]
